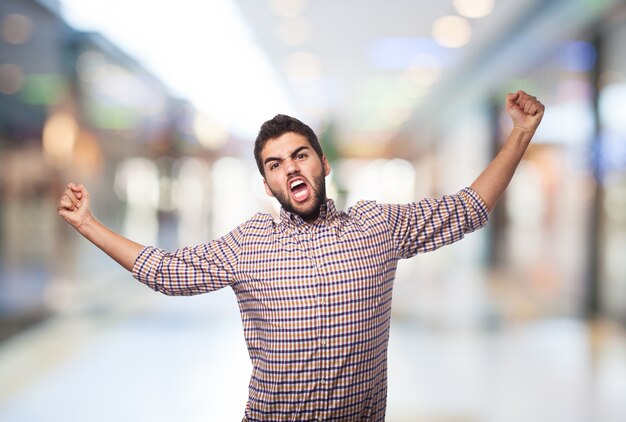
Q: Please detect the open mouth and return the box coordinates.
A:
[289,178,310,202]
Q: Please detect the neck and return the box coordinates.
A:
[295,197,328,224]
[301,211,319,224]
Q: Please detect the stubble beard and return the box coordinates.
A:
[271,173,327,221]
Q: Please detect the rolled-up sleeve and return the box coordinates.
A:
[380,187,489,259]
[131,225,244,296]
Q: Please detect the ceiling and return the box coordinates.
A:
[57,0,618,154]
[231,0,537,153]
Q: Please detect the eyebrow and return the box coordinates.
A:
[264,146,310,166]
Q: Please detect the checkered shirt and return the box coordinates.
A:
[132,187,489,421]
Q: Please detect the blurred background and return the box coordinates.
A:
[1,0,625,420]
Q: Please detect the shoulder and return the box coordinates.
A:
[344,200,388,228]
[235,212,276,234]
[213,213,275,244]
[347,200,423,226]
[347,199,381,217]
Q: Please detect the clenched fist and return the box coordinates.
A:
[57,183,92,230]
[506,90,545,135]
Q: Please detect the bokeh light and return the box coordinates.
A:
[453,0,495,19]
[0,13,33,45]
[193,113,229,150]
[42,112,78,168]
[432,15,472,48]
[2,1,626,421]
[267,0,309,18]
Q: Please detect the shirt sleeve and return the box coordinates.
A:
[131,224,244,296]
[379,187,489,259]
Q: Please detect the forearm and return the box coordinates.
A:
[77,215,144,272]
[470,126,534,212]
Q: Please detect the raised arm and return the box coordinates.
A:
[57,183,144,271]
[470,91,545,212]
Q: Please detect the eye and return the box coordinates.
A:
[296,152,308,160]
[268,162,280,171]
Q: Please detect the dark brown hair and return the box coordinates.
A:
[254,114,324,176]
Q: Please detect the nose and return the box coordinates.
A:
[284,157,300,175]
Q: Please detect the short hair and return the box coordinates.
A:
[254,114,324,176]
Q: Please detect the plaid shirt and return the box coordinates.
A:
[132,187,489,421]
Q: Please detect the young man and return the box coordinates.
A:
[58,91,544,420]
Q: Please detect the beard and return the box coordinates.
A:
[269,173,327,222]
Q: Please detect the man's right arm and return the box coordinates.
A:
[57,182,144,272]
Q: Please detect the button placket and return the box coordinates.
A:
[310,228,331,411]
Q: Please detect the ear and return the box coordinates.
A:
[322,155,331,177]
[263,179,275,197]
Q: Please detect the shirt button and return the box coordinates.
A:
[320,339,326,346]
[318,298,326,305]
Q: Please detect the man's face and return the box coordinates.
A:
[261,132,330,222]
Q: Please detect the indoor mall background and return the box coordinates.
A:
[1,0,625,420]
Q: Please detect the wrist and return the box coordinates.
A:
[508,125,535,147]
[76,213,97,236]
[512,124,536,137]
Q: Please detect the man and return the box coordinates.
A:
[58,91,544,420]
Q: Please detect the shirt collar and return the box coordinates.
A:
[280,199,337,228]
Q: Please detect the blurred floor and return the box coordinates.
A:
[0,263,625,422]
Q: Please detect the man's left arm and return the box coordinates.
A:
[379,188,488,259]
[470,90,545,212]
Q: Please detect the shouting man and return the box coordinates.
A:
[58,91,544,421]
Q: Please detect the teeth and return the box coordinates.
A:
[290,180,304,189]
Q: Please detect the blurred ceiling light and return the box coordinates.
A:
[1,13,33,45]
[43,112,78,168]
[285,51,321,84]
[267,0,308,18]
[407,53,443,86]
[0,63,23,95]
[194,112,229,150]
[432,15,472,48]
[453,0,495,18]
[275,17,312,45]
